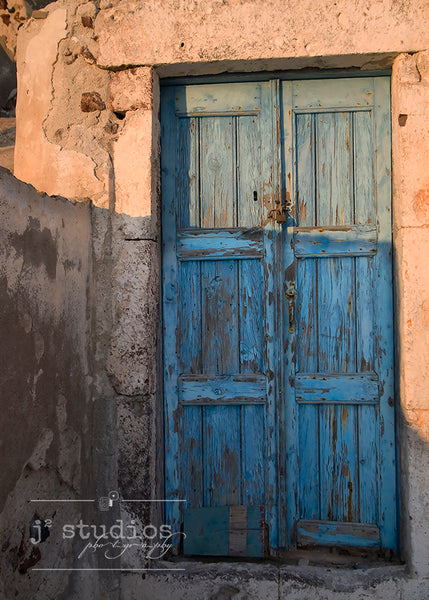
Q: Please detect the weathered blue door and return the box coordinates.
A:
[161,76,397,556]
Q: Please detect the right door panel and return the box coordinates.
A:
[282,77,397,552]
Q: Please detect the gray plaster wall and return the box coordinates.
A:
[0,167,102,599]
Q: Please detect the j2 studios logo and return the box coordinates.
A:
[30,491,185,561]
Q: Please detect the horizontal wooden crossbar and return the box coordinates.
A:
[295,373,379,404]
[293,225,377,257]
[297,519,380,548]
[177,228,263,260]
[179,374,267,405]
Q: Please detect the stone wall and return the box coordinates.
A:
[0,167,99,599]
[7,0,429,598]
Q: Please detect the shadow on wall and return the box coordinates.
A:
[0,165,158,600]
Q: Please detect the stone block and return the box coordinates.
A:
[109,66,153,112]
[107,239,159,396]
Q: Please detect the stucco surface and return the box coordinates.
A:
[0,167,96,599]
[94,0,429,69]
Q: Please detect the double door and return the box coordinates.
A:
[161,76,397,555]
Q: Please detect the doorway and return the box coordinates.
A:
[161,76,397,556]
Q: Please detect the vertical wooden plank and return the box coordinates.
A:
[239,260,263,374]
[241,406,265,506]
[356,256,375,373]
[178,117,200,228]
[204,405,241,506]
[297,258,319,519]
[296,113,316,227]
[262,79,279,548]
[317,257,356,374]
[297,258,318,373]
[202,258,241,506]
[298,404,320,519]
[373,77,397,550]
[183,406,203,508]
[179,260,201,374]
[240,259,264,505]
[353,110,375,226]
[319,405,359,522]
[358,404,379,524]
[201,259,238,374]
[237,115,261,227]
[316,112,353,226]
[281,80,297,548]
[200,117,235,228]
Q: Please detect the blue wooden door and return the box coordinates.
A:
[281,77,397,552]
[161,76,397,555]
[161,82,280,556]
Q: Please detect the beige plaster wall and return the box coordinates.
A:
[94,0,428,72]
[7,0,429,598]
[391,51,429,579]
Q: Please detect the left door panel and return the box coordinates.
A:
[161,82,278,556]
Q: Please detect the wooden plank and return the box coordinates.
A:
[179,261,203,509]
[204,405,241,506]
[319,404,359,522]
[200,116,235,228]
[237,115,261,227]
[353,110,375,225]
[175,82,263,115]
[296,113,316,227]
[241,406,265,504]
[183,506,265,557]
[178,117,200,228]
[356,257,375,372]
[179,374,267,405]
[297,258,318,372]
[373,76,397,551]
[177,228,263,260]
[239,260,263,373]
[293,226,377,257]
[337,405,359,522]
[297,519,380,548]
[295,373,379,404]
[281,79,297,549]
[315,112,353,227]
[201,259,238,374]
[184,506,229,556]
[317,256,355,373]
[183,406,203,508]
[262,79,280,549]
[296,258,319,521]
[202,258,241,506]
[298,404,320,519]
[179,261,201,373]
[239,260,265,504]
[359,404,379,524]
[293,78,375,110]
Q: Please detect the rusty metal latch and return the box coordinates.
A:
[285,282,297,333]
[268,191,293,224]
[268,207,288,223]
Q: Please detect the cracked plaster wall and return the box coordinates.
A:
[0,167,99,599]
[6,0,429,598]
